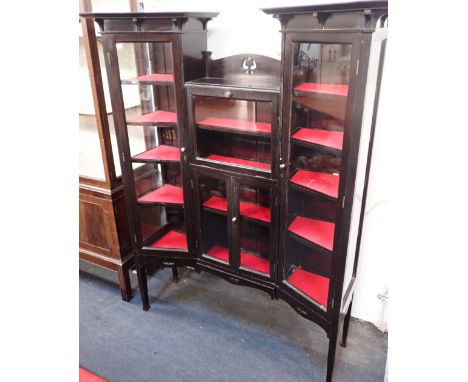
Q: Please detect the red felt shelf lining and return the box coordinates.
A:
[79,368,107,382]
[294,83,349,97]
[206,154,270,171]
[291,128,344,151]
[207,245,270,274]
[123,73,174,84]
[197,117,271,135]
[150,230,187,250]
[127,110,177,125]
[138,184,183,205]
[202,195,271,223]
[288,216,335,251]
[290,170,339,199]
[132,145,180,162]
[288,268,329,307]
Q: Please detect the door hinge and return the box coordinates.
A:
[356,59,360,77]
[133,234,138,243]
[121,152,125,163]
[190,179,194,189]
[342,196,346,209]
[331,298,335,309]
[107,52,111,64]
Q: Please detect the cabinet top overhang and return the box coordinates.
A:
[262,1,387,31]
[79,12,220,33]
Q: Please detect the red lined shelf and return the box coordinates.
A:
[294,83,348,97]
[132,145,180,162]
[206,245,229,262]
[288,268,329,307]
[206,245,270,274]
[241,252,269,274]
[291,128,344,151]
[203,195,228,213]
[290,170,339,199]
[288,216,335,251]
[202,195,271,223]
[150,230,187,250]
[205,154,270,171]
[138,184,183,205]
[127,110,177,126]
[197,117,271,136]
[121,73,174,85]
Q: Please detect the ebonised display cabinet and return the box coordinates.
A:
[81,2,387,380]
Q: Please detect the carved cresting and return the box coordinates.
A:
[242,57,257,74]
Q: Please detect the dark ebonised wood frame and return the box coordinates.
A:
[265,2,388,381]
[82,3,387,381]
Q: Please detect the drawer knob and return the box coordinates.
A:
[232,216,237,223]
[224,90,232,98]
[180,147,186,152]
[279,163,286,169]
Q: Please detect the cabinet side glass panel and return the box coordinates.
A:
[194,96,273,172]
[343,40,383,307]
[198,175,229,264]
[79,35,105,180]
[284,42,352,310]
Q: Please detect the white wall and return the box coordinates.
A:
[143,0,389,327]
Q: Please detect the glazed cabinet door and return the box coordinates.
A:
[102,33,193,259]
[278,32,361,315]
[186,85,280,179]
[192,166,277,281]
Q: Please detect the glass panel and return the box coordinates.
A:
[79,35,105,180]
[194,96,272,172]
[284,42,352,310]
[237,183,271,276]
[198,175,229,264]
[114,40,186,251]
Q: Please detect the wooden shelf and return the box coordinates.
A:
[288,268,329,307]
[197,117,271,137]
[121,73,174,85]
[288,216,335,252]
[150,230,187,250]
[202,195,271,224]
[137,184,183,206]
[293,83,348,97]
[291,128,343,151]
[206,245,270,274]
[132,145,180,163]
[290,170,339,199]
[127,110,177,126]
[205,154,271,171]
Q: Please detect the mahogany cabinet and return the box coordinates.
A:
[81,2,388,380]
[79,3,134,301]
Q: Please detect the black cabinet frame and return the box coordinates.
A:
[82,3,388,381]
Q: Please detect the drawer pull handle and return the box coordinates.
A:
[224,90,232,98]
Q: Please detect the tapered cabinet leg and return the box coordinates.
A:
[326,329,338,382]
[172,266,179,282]
[341,300,353,347]
[137,266,150,311]
[117,264,133,302]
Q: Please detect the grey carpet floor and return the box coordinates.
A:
[79,261,387,382]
